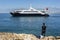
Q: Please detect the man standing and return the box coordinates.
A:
[41,23,46,36]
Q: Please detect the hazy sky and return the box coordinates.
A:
[0,0,60,13]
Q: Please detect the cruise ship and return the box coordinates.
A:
[10,6,49,17]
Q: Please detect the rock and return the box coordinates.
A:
[55,36,60,40]
[48,36,55,40]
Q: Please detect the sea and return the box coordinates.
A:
[0,13,60,37]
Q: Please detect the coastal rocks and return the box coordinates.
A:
[0,32,60,40]
[0,32,38,40]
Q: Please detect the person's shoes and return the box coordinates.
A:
[40,35,44,38]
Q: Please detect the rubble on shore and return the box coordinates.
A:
[0,32,60,40]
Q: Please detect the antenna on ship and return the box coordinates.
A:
[30,4,33,9]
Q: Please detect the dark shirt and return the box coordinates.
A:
[42,26,46,30]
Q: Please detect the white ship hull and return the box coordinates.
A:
[10,12,49,17]
[10,6,49,17]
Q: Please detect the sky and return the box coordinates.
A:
[0,0,60,13]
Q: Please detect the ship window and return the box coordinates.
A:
[41,11,45,13]
[24,11,38,12]
[16,11,21,12]
[31,9,33,11]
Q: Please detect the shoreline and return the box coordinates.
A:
[0,32,60,40]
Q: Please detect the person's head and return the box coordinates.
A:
[43,23,45,25]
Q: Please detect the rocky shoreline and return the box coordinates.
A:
[0,32,60,40]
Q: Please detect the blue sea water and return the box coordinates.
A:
[0,13,60,36]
